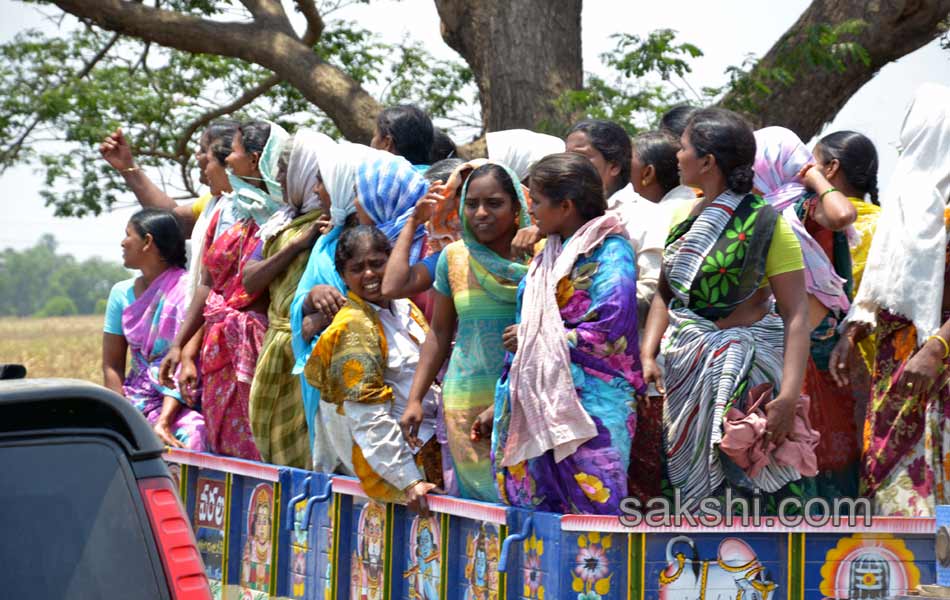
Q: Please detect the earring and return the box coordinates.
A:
[641,179,648,187]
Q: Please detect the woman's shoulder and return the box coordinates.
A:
[443,239,468,258]
[109,277,137,301]
[597,234,637,259]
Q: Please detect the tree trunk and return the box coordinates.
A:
[723,0,950,141]
[51,0,382,143]
[435,0,583,133]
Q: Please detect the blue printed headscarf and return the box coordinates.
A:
[356,153,430,263]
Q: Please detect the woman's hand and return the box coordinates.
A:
[399,399,425,450]
[829,334,855,388]
[317,213,333,234]
[178,355,199,405]
[405,480,437,516]
[469,407,494,442]
[99,128,135,171]
[307,285,346,322]
[796,162,826,191]
[413,182,445,224]
[502,324,519,354]
[897,342,945,397]
[159,346,182,388]
[292,220,323,253]
[641,356,665,395]
[765,394,798,446]
[511,225,541,258]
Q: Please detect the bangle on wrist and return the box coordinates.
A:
[119,166,140,173]
[925,334,950,360]
[404,479,423,492]
[818,187,838,201]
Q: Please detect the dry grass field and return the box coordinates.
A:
[0,315,103,381]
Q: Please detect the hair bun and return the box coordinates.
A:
[726,164,754,194]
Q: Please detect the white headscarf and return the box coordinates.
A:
[847,83,950,343]
[257,128,331,242]
[486,129,565,181]
[322,141,380,226]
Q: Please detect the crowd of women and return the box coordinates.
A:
[99,83,950,518]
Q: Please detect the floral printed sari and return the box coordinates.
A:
[122,267,206,450]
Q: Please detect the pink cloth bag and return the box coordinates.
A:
[719,383,820,478]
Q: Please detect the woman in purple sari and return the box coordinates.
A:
[487,153,644,514]
[102,209,206,449]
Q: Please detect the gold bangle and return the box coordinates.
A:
[925,334,950,360]
[120,166,140,173]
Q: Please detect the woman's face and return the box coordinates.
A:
[463,174,519,245]
[195,131,210,186]
[676,129,704,187]
[566,130,616,194]
[370,126,395,154]
[528,186,569,237]
[630,150,647,196]
[225,130,260,179]
[312,173,332,212]
[341,242,388,304]
[204,145,230,195]
[120,223,149,269]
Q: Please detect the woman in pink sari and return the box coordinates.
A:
[161,120,288,459]
[102,209,206,449]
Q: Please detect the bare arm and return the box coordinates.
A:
[159,267,211,387]
[102,332,128,396]
[243,219,323,296]
[799,164,857,231]
[399,292,457,448]
[640,272,672,396]
[767,268,810,444]
[383,189,439,299]
[100,127,196,234]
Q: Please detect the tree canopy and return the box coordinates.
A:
[4,0,950,217]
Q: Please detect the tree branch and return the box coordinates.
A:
[51,0,381,142]
[294,0,325,45]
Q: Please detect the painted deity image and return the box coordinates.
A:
[464,523,500,600]
[241,483,274,595]
[403,516,441,599]
[351,501,387,600]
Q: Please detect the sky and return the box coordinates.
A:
[2,0,949,261]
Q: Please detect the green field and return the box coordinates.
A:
[0,315,104,381]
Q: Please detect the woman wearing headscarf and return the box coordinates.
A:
[831,83,950,516]
[240,130,332,468]
[289,140,377,471]
[161,119,288,460]
[489,153,643,514]
[641,108,815,509]
[401,162,532,502]
[753,126,859,500]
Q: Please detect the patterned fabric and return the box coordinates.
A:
[661,190,802,504]
[356,153,430,263]
[862,229,950,516]
[201,215,267,460]
[492,237,643,514]
[247,210,322,468]
[305,292,436,503]
[121,267,206,450]
[664,192,778,320]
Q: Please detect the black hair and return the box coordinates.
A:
[467,163,520,212]
[659,104,699,138]
[128,208,187,269]
[686,108,756,195]
[205,119,240,166]
[429,128,457,163]
[238,120,271,156]
[334,225,391,274]
[567,119,632,194]
[816,130,880,205]
[376,105,434,165]
[423,158,465,184]
[529,152,606,221]
[631,131,680,195]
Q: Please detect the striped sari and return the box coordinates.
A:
[662,191,804,507]
[247,210,322,469]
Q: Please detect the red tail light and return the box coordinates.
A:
[138,477,212,600]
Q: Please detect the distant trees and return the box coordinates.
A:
[0,234,129,317]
